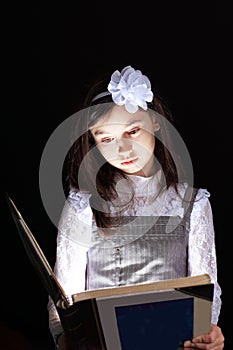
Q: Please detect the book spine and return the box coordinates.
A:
[56,299,107,350]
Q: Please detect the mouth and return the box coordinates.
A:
[121,157,138,166]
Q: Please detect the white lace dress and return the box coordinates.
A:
[48,170,222,340]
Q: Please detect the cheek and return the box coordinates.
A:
[97,144,115,159]
[136,133,155,153]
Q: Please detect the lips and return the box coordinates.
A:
[121,157,138,166]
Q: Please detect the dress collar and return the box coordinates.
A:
[126,169,164,195]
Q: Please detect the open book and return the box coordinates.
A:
[6,194,213,350]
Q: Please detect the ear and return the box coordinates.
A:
[153,122,160,132]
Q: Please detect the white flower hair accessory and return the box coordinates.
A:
[107,65,153,113]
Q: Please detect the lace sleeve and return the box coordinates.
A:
[188,189,222,324]
[48,190,92,338]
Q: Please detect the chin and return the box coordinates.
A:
[124,168,145,176]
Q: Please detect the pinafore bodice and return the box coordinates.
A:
[86,188,197,290]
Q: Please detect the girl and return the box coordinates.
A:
[48,66,224,349]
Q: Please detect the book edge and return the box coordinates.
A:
[71,274,211,304]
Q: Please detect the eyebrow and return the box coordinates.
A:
[93,120,143,136]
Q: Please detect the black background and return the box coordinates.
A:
[1,2,232,349]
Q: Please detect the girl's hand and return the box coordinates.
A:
[184,324,224,349]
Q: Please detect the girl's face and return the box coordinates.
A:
[90,105,159,177]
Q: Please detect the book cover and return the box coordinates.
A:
[56,276,213,350]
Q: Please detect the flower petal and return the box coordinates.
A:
[125,101,139,113]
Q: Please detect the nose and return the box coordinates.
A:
[117,138,133,157]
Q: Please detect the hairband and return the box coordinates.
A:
[91,91,111,102]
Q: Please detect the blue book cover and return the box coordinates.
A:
[115,297,193,350]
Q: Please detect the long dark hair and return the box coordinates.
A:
[64,72,181,228]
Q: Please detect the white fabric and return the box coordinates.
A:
[48,170,222,338]
[108,65,153,113]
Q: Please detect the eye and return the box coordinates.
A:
[101,137,115,144]
[127,127,141,135]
